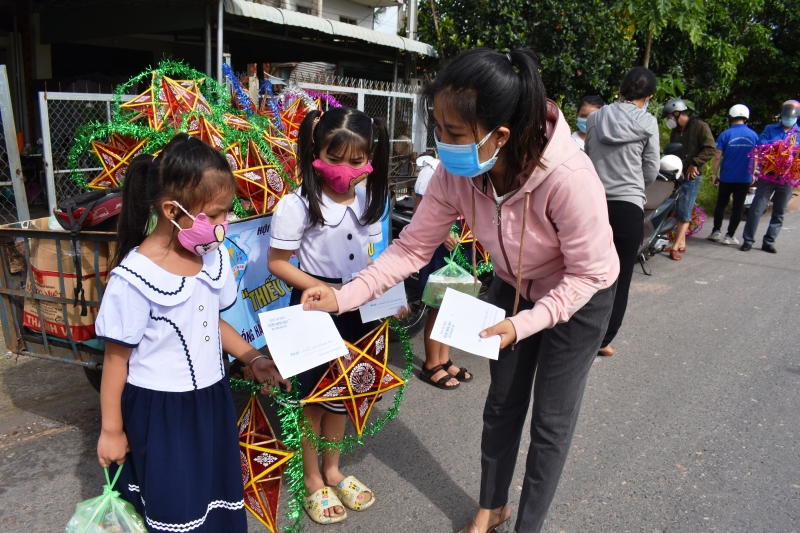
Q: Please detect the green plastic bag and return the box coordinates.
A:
[66,466,148,533]
[421,256,481,308]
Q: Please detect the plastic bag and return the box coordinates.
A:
[421,257,481,308]
[66,466,148,533]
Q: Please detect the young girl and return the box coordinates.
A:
[268,107,388,524]
[95,134,289,533]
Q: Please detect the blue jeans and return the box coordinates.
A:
[742,180,794,246]
[675,176,702,222]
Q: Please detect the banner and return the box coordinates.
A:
[222,208,391,348]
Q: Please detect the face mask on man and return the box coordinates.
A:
[576,117,587,133]
[666,118,678,130]
[781,116,798,128]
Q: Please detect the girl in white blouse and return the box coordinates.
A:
[95,135,288,533]
[268,107,389,524]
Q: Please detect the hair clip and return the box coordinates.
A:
[506,53,513,64]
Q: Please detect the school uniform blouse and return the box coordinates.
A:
[95,245,237,393]
[270,185,382,280]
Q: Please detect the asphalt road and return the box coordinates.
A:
[1,211,799,533]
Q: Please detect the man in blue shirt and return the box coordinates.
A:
[708,104,759,245]
[741,100,800,253]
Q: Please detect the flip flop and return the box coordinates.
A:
[442,359,473,382]
[303,487,347,524]
[419,364,459,390]
[331,476,375,511]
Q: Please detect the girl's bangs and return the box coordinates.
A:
[323,128,371,159]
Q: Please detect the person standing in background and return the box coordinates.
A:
[662,98,716,260]
[708,105,759,246]
[585,67,659,358]
[571,95,604,151]
[741,100,800,253]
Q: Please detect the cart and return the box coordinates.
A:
[0,220,114,391]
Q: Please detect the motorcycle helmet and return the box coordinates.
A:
[729,104,750,120]
[663,142,683,157]
[662,98,689,117]
[660,154,683,177]
[780,100,800,119]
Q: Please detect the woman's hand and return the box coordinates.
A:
[393,306,410,319]
[251,357,292,392]
[480,319,518,350]
[97,429,129,468]
[301,284,340,313]
[444,233,459,252]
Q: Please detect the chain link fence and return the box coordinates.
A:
[0,65,28,224]
[39,76,425,206]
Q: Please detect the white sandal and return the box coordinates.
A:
[303,487,347,524]
[331,476,375,511]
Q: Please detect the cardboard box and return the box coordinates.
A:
[19,218,111,341]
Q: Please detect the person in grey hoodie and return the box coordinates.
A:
[585,67,659,357]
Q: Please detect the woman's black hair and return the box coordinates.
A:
[620,67,657,101]
[297,106,389,226]
[578,95,605,113]
[114,133,236,266]
[422,48,548,189]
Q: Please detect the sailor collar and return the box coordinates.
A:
[112,245,229,306]
[294,185,368,227]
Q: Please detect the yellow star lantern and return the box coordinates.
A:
[303,320,405,437]
[456,217,491,265]
[238,395,293,533]
[88,134,148,189]
[280,98,309,140]
[232,139,287,214]
[188,116,226,150]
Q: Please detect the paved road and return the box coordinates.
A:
[1,212,799,533]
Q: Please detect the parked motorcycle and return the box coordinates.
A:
[637,143,684,275]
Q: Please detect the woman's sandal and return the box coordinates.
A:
[459,505,512,533]
[331,476,375,511]
[442,359,473,382]
[303,487,348,524]
[663,246,685,261]
[419,364,459,389]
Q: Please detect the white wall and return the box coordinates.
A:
[320,0,374,28]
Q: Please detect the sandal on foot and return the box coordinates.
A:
[419,364,459,390]
[459,505,512,533]
[303,487,347,524]
[442,359,473,382]
[331,476,375,511]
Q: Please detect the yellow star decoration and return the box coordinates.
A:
[238,395,293,533]
[303,320,405,437]
[232,139,286,214]
[456,217,491,264]
[279,98,308,140]
[88,135,148,189]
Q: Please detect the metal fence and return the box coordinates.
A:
[0,65,30,224]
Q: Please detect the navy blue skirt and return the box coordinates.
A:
[110,378,247,533]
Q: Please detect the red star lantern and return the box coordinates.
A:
[88,135,149,189]
[303,320,405,437]
[280,98,309,140]
[264,127,298,183]
[120,73,172,131]
[161,76,212,125]
[238,395,293,533]
[232,139,286,214]
[456,217,491,265]
[188,116,226,150]
[223,112,253,132]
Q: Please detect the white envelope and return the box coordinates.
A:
[430,288,506,359]
[359,283,408,323]
[258,304,349,378]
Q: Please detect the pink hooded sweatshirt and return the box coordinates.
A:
[335,100,620,341]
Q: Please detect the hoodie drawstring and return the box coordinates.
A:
[471,187,478,292]
[513,192,530,317]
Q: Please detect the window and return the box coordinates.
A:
[296,6,311,14]
[340,16,358,25]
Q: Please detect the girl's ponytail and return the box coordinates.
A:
[113,154,156,267]
[298,109,324,225]
[507,49,548,180]
[362,117,389,225]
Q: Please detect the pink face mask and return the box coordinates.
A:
[312,159,373,194]
[170,201,228,256]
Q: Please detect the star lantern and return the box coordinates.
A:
[120,74,170,131]
[88,135,149,189]
[223,112,253,132]
[280,98,310,140]
[303,320,405,437]
[188,116,226,151]
[238,395,293,533]
[232,139,286,214]
[455,217,491,265]
[161,76,212,127]
[264,128,298,183]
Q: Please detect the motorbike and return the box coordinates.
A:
[637,143,684,275]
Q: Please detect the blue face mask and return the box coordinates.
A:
[435,129,500,178]
[576,117,587,133]
[781,116,797,128]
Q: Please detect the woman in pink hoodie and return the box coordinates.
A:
[303,48,619,533]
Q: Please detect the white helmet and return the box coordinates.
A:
[660,154,683,176]
[729,104,750,120]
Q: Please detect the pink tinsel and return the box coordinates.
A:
[749,133,800,187]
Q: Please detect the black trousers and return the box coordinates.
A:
[601,201,643,348]
[480,280,615,533]
[713,181,751,236]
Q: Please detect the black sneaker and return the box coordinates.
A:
[740,242,752,251]
[762,243,777,254]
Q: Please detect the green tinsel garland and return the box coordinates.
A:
[229,318,415,533]
[449,223,494,276]
[67,59,298,220]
